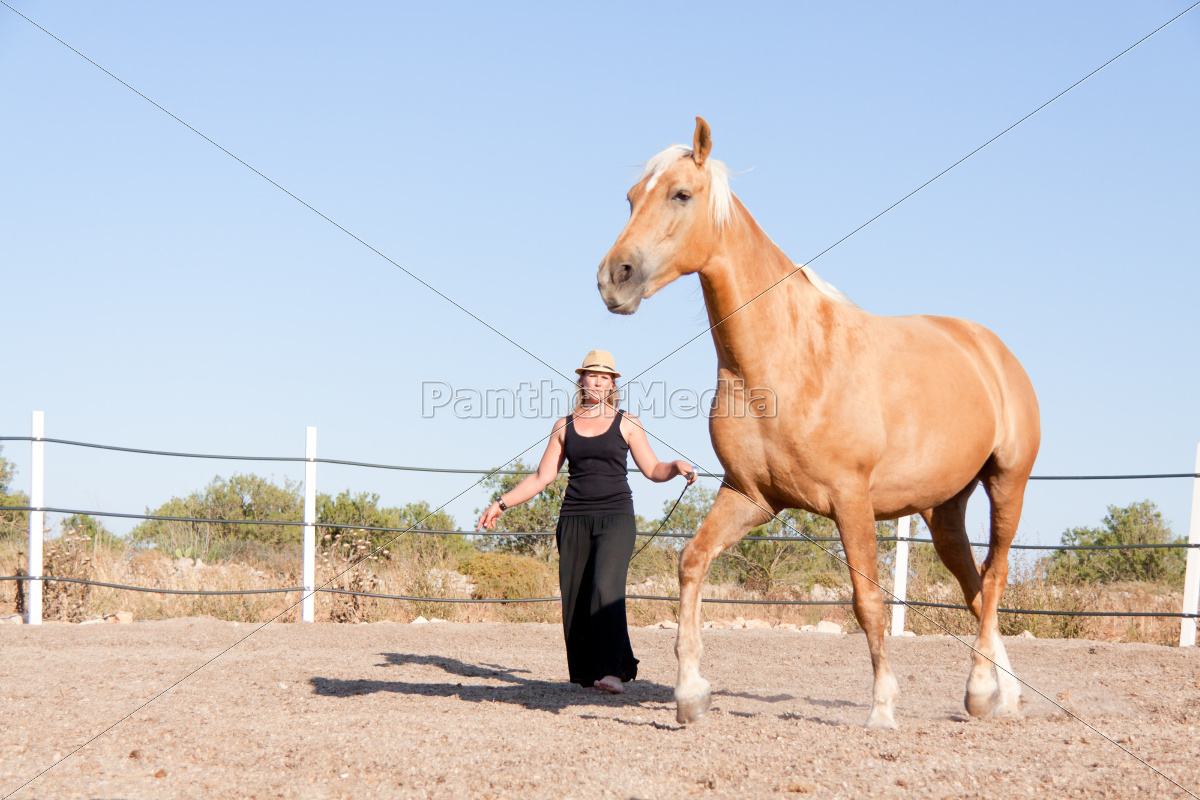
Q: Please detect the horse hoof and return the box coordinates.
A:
[676,691,711,724]
[864,707,898,730]
[964,689,1000,718]
[992,694,1022,717]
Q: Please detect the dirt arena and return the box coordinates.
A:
[2,619,1198,799]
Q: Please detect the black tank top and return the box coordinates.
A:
[559,409,635,517]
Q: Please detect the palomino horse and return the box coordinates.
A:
[597,118,1040,728]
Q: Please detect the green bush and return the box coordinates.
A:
[131,473,464,564]
[317,490,464,560]
[476,459,568,561]
[626,485,711,583]
[130,473,304,557]
[637,486,857,593]
[725,507,846,594]
[0,445,30,541]
[1045,500,1185,587]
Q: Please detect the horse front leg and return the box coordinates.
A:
[835,501,900,729]
[675,487,772,724]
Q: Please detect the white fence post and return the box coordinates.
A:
[890,515,911,636]
[1180,443,1200,647]
[26,411,45,626]
[302,426,317,623]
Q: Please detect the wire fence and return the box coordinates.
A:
[3,433,1199,623]
[1,575,1196,618]
[3,504,1200,550]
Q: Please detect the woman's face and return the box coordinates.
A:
[579,370,615,404]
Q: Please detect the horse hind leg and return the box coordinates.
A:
[921,481,1006,716]
[674,487,772,724]
[922,481,984,624]
[964,465,1028,718]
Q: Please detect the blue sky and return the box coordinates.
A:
[2,2,1198,548]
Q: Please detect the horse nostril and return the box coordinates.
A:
[616,264,634,285]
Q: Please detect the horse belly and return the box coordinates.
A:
[868,369,999,515]
[868,457,986,519]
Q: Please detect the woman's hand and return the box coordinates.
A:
[477,501,503,531]
[674,461,697,485]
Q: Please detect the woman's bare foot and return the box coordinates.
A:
[593,676,624,694]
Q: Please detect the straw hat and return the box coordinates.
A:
[575,350,620,377]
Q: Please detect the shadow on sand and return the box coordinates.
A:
[309,652,674,714]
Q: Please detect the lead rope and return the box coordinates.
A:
[630,476,693,562]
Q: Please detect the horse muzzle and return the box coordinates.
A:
[597,258,645,315]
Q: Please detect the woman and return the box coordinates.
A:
[477,350,695,694]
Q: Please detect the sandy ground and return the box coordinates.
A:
[2,619,1198,800]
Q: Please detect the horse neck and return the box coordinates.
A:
[697,198,829,379]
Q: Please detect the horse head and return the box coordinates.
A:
[597,117,734,314]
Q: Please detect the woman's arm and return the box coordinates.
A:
[623,414,697,484]
[477,417,569,530]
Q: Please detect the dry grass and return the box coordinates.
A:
[0,535,561,625]
[897,566,1186,646]
[0,537,1189,644]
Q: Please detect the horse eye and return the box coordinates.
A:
[673,191,691,203]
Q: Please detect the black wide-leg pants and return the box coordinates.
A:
[555,513,639,686]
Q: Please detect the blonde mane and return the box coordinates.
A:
[638,144,734,229]
[799,264,858,308]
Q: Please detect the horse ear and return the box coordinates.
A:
[692,117,712,167]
